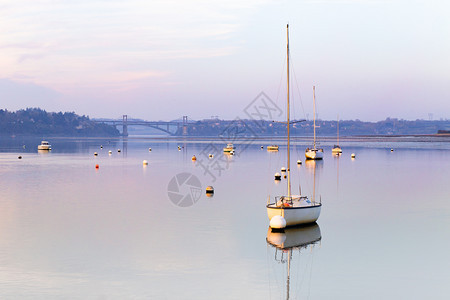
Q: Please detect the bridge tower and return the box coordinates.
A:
[122,115,128,136]
[182,116,188,136]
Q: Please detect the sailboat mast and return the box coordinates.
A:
[313,86,316,149]
[286,24,291,198]
[337,114,340,145]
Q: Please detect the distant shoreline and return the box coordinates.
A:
[80,134,450,142]
[3,133,449,141]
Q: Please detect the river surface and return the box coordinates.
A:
[0,136,449,299]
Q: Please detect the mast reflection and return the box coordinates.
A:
[266,223,321,299]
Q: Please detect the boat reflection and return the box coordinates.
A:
[266,223,321,299]
[37,149,51,155]
[334,151,341,193]
[267,223,321,250]
[302,159,323,205]
[304,159,323,171]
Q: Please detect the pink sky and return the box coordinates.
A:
[0,0,449,121]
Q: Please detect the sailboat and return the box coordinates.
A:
[266,25,322,229]
[266,223,321,299]
[332,115,342,154]
[223,143,235,153]
[267,122,279,151]
[305,86,324,160]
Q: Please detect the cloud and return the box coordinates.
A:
[0,0,268,89]
[2,0,448,121]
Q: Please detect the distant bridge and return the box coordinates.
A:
[93,115,189,136]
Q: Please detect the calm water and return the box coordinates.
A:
[0,136,449,299]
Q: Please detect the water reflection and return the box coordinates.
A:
[304,159,323,171]
[303,159,323,203]
[122,138,128,157]
[1,136,448,298]
[334,152,341,193]
[37,149,51,155]
[267,223,321,250]
[266,223,322,299]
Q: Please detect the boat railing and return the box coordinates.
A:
[312,195,322,205]
[268,195,321,206]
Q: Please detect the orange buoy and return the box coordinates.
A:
[192,155,197,161]
[95,164,99,169]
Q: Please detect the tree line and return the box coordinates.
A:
[181,117,450,136]
[0,108,119,136]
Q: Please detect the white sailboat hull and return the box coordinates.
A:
[267,204,321,227]
[305,149,323,160]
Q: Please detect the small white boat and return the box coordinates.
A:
[37,141,51,150]
[267,145,279,151]
[305,147,324,160]
[305,86,323,160]
[223,143,235,153]
[332,145,342,154]
[267,25,322,229]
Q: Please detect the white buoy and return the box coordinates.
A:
[297,160,302,165]
[261,146,264,149]
[100,145,103,149]
[270,215,286,229]
[149,148,152,152]
[274,172,281,180]
[351,153,356,158]
[108,150,112,155]
[118,149,121,153]
[94,152,98,156]
[281,167,286,172]
[230,150,234,155]
[143,160,148,165]
[391,148,394,152]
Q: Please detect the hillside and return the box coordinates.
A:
[0,108,120,137]
[181,118,450,137]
